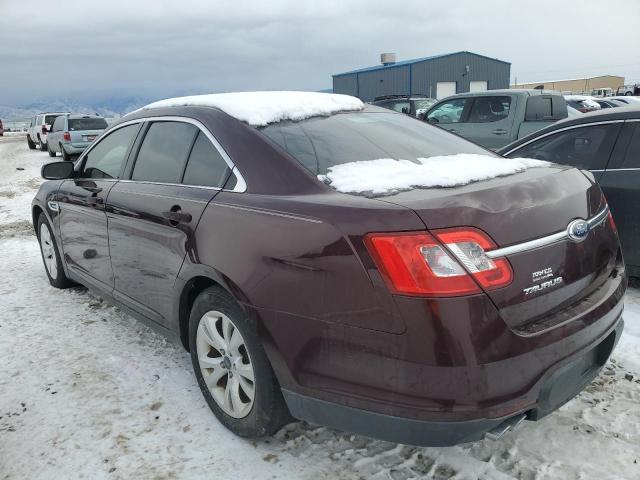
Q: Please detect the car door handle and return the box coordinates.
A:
[162,209,192,225]
[87,197,103,205]
[492,129,508,135]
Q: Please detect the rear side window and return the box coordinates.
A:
[182,132,231,188]
[82,124,140,179]
[132,122,198,183]
[68,118,108,131]
[509,124,621,170]
[468,96,511,123]
[525,96,567,121]
[621,124,640,168]
[426,98,468,124]
[51,116,65,132]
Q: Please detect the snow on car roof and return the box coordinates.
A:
[133,91,364,127]
[320,154,550,196]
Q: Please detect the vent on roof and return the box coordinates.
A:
[380,53,396,66]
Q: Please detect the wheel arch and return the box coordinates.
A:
[176,269,253,351]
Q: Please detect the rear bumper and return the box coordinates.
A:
[283,318,624,446]
[65,143,90,154]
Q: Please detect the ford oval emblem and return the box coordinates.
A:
[567,219,589,242]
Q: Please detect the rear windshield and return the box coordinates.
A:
[260,111,491,175]
[68,118,108,131]
[44,115,61,126]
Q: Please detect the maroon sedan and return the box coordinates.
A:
[32,92,625,446]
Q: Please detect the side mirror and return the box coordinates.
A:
[42,161,75,180]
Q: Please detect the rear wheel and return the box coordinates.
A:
[37,214,74,289]
[38,136,47,151]
[188,286,291,437]
[27,135,36,150]
[625,91,632,96]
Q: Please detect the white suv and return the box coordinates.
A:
[27,112,68,151]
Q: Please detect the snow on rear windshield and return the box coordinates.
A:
[320,154,550,196]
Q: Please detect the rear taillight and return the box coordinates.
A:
[42,125,48,135]
[364,228,513,297]
[608,211,617,233]
[63,132,71,141]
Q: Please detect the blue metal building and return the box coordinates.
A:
[332,51,511,101]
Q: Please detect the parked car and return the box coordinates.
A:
[47,114,108,160]
[590,88,613,98]
[27,112,68,151]
[424,89,568,149]
[500,105,640,276]
[608,96,640,105]
[616,84,639,96]
[0,119,3,136]
[595,99,620,109]
[564,95,601,113]
[371,95,437,119]
[33,92,625,447]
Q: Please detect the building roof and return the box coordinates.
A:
[512,75,624,85]
[333,51,511,77]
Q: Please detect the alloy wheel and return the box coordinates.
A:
[196,310,256,418]
[39,223,58,280]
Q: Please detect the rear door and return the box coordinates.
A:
[106,119,234,324]
[454,95,515,149]
[598,121,640,271]
[57,123,141,291]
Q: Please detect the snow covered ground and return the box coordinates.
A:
[0,135,639,479]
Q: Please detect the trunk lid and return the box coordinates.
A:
[378,165,620,331]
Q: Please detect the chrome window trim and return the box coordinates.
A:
[502,120,625,156]
[210,202,323,224]
[486,205,609,259]
[77,115,247,193]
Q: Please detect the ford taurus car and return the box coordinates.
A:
[32,92,625,446]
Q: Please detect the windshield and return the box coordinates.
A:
[260,111,491,175]
[68,118,108,131]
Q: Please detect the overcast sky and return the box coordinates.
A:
[1,0,639,105]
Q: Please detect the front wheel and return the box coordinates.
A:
[188,287,291,437]
[47,142,56,157]
[37,214,74,289]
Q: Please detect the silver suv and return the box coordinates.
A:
[48,114,108,160]
[27,112,68,151]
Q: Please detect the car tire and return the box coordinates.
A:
[625,91,632,96]
[27,135,36,150]
[37,214,74,289]
[60,144,69,161]
[188,286,291,438]
[38,136,47,151]
[47,142,56,157]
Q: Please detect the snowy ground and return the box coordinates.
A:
[0,134,639,480]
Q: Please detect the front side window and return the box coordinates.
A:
[620,124,640,168]
[182,131,232,188]
[426,98,468,124]
[81,124,140,179]
[261,111,489,175]
[468,96,511,123]
[508,124,621,170]
[388,101,411,114]
[132,121,198,183]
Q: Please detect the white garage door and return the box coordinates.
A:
[470,81,488,92]
[436,82,457,99]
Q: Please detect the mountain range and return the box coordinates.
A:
[0,96,155,121]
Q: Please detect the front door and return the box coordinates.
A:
[455,95,515,149]
[56,122,142,291]
[107,121,232,324]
